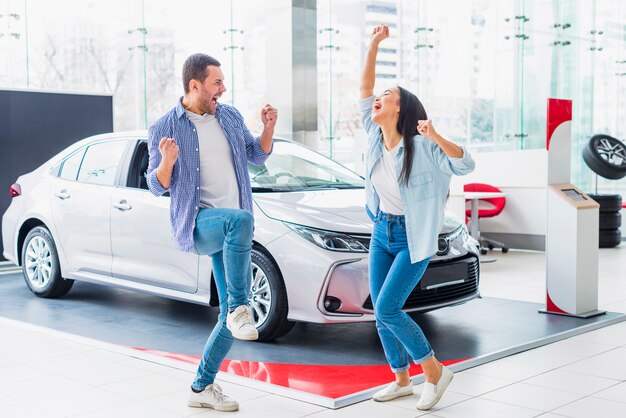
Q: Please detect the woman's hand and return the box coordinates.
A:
[362,24,389,99]
[371,24,390,46]
[419,120,464,158]
[418,119,438,140]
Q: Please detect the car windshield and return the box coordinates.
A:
[249,141,365,192]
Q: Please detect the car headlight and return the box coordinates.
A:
[285,223,369,253]
[437,225,467,256]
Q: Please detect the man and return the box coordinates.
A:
[146,53,277,412]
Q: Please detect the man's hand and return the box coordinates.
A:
[261,104,278,131]
[371,24,390,46]
[158,137,179,166]
[418,119,439,141]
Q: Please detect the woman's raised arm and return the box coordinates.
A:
[360,24,389,99]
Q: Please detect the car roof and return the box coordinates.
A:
[86,131,293,143]
[48,131,293,167]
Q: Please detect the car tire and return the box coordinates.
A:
[21,226,74,298]
[599,229,622,248]
[582,135,626,180]
[250,247,294,342]
[587,194,623,213]
[599,212,622,230]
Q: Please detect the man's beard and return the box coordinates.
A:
[201,96,216,115]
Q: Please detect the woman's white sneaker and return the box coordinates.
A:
[188,384,239,412]
[416,365,454,410]
[372,381,414,402]
[226,305,259,340]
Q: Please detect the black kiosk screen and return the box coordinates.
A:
[563,189,587,201]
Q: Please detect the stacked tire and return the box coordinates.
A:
[588,194,622,248]
[582,134,625,248]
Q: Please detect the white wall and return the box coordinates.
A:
[447,149,550,243]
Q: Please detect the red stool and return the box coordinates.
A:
[464,183,509,254]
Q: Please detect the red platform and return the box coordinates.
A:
[126,298,626,409]
[131,347,467,400]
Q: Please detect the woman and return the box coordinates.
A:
[360,25,475,411]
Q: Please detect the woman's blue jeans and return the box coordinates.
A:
[191,208,254,390]
[369,211,434,373]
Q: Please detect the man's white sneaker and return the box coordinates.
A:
[416,365,454,410]
[226,305,259,340]
[372,381,414,402]
[187,384,239,412]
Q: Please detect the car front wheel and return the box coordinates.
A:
[21,226,74,298]
[250,247,294,341]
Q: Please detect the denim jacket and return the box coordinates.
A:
[360,95,475,263]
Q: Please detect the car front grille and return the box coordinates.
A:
[363,255,479,310]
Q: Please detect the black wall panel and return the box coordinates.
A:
[0,89,113,261]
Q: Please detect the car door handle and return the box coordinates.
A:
[113,200,132,211]
[55,190,70,200]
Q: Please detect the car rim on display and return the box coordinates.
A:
[250,261,272,327]
[24,236,52,289]
[595,136,626,169]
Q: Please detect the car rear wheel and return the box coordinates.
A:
[21,226,74,298]
[250,247,294,341]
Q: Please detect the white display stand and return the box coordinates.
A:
[540,99,605,318]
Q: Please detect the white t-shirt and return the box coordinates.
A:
[186,110,240,209]
[371,143,404,215]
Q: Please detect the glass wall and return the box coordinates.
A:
[317,0,626,195]
[0,0,268,132]
[1,0,624,195]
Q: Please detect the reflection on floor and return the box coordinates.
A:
[132,347,467,400]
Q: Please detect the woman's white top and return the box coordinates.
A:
[370,142,405,215]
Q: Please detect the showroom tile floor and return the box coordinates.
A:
[1,244,626,417]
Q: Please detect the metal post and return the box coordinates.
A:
[141,0,148,129]
[223,0,244,107]
[24,0,29,87]
[319,0,338,158]
[230,0,235,105]
[328,2,333,158]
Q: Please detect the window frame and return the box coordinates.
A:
[53,138,133,188]
[55,148,87,181]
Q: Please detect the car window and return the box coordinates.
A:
[131,142,149,190]
[59,149,86,181]
[77,140,127,186]
[249,141,364,192]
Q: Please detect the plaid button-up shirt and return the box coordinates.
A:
[147,98,272,253]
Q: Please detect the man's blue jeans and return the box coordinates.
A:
[192,208,253,390]
[369,211,434,373]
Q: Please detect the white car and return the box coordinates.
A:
[2,131,481,341]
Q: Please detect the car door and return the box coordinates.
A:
[49,139,129,275]
[110,140,199,293]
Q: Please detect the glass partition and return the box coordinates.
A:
[0,0,268,132]
[316,0,625,198]
[0,0,624,196]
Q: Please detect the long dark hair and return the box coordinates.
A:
[396,86,428,185]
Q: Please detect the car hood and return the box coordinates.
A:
[253,189,463,235]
